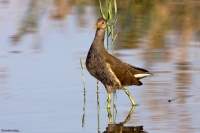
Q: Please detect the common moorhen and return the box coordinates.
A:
[86,18,152,108]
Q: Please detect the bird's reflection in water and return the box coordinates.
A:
[106,101,147,133]
[103,124,147,133]
[82,85,147,133]
[107,100,135,124]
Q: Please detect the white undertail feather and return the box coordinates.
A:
[134,74,151,78]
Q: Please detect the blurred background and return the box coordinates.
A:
[0,0,200,133]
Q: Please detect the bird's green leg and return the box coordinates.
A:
[107,93,111,109]
[121,106,136,124]
[107,93,112,123]
[122,87,137,106]
[113,92,117,123]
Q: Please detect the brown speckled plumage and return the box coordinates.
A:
[86,18,151,94]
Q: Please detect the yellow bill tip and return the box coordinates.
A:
[93,25,97,28]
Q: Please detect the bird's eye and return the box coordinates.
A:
[101,22,104,24]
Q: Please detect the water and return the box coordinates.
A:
[1,1,200,133]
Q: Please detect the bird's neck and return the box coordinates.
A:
[92,28,106,49]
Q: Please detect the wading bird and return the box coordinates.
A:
[86,18,152,108]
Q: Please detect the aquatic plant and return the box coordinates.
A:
[99,0,118,54]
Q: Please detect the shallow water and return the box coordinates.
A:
[1,1,200,133]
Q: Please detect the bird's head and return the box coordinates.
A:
[93,18,107,29]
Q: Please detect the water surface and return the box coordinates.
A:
[0,1,200,133]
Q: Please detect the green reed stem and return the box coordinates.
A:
[80,58,86,127]
[99,0,118,54]
[96,83,101,133]
[82,89,86,127]
[80,58,86,91]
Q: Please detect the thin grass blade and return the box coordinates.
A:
[113,32,118,41]
[80,58,84,70]
[99,0,106,19]
[114,0,117,19]
[108,1,113,21]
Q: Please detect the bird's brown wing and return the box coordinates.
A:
[123,62,151,74]
[104,54,142,86]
